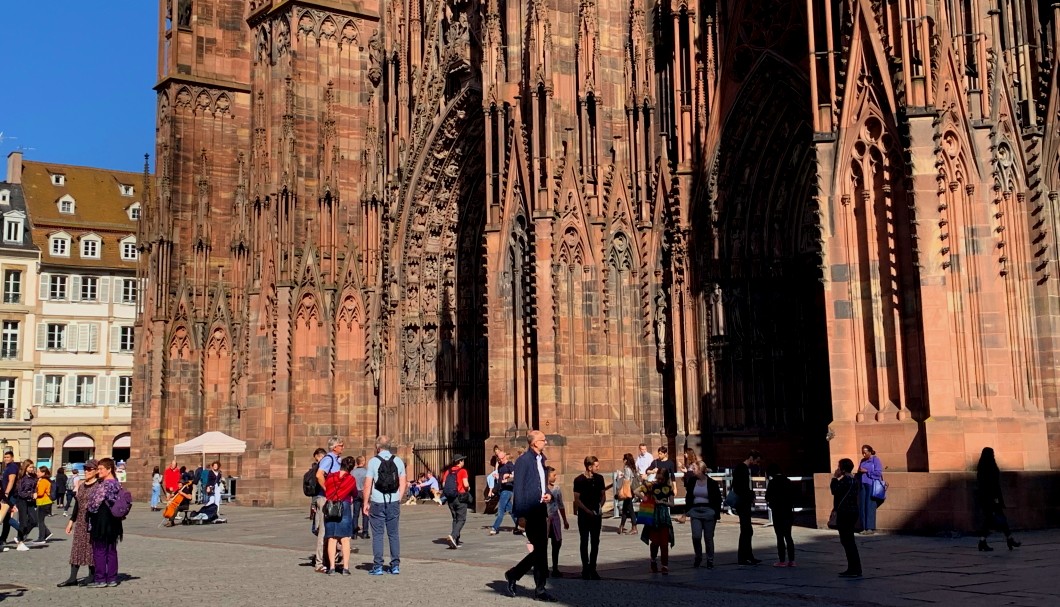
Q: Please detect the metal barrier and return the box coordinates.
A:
[412,442,485,499]
[611,470,815,519]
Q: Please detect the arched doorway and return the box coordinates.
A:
[693,52,830,472]
[62,433,95,465]
[112,433,131,463]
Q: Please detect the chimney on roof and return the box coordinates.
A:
[6,151,22,185]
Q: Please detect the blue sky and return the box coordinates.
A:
[0,3,158,174]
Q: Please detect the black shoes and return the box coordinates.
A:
[503,572,518,597]
[839,570,863,578]
[738,558,762,566]
[1007,536,1021,550]
[56,579,78,588]
[978,540,993,552]
[534,591,558,602]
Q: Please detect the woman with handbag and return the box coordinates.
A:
[616,453,637,535]
[830,458,862,577]
[686,462,721,569]
[323,456,358,574]
[857,445,883,535]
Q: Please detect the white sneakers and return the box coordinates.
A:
[16,542,29,551]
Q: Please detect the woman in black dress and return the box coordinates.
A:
[976,447,1020,551]
[830,458,861,577]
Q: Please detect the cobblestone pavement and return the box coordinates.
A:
[2,503,1057,606]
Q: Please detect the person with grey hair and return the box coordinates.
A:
[313,438,344,572]
[362,435,407,575]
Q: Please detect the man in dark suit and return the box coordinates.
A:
[734,450,762,565]
[502,430,556,602]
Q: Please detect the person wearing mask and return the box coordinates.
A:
[572,455,606,580]
[734,450,762,566]
[976,447,1021,551]
[765,463,795,567]
[57,460,99,587]
[489,450,517,535]
[687,461,721,569]
[442,454,470,549]
[831,458,862,578]
[857,445,883,535]
[502,430,557,602]
[85,458,123,587]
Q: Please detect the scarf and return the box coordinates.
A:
[87,477,121,513]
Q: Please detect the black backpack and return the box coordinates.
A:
[302,463,321,497]
[374,455,399,495]
[442,469,460,501]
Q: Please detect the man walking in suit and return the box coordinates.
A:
[502,430,557,602]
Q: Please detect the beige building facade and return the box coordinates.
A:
[10,152,142,467]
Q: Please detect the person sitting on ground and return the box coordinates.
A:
[189,502,220,522]
[406,471,441,505]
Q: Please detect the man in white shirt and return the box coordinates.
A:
[635,443,654,479]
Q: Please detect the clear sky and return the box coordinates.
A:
[0,3,158,175]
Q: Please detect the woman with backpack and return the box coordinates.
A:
[85,458,123,587]
[12,460,39,550]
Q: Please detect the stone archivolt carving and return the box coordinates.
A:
[172,85,235,117]
[295,8,362,49]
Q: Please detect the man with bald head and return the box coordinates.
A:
[502,430,557,602]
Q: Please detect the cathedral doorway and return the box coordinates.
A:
[391,83,489,479]
[694,52,831,474]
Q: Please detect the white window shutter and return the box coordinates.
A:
[65,375,77,405]
[33,374,44,405]
[85,377,96,405]
[36,323,47,350]
[110,325,121,353]
[113,278,122,303]
[89,323,100,352]
[99,277,110,303]
[110,376,119,405]
[70,275,81,302]
[39,273,50,300]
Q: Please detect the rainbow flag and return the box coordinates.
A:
[636,496,656,526]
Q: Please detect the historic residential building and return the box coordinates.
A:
[0,153,38,460]
[134,0,1060,527]
[17,152,140,468]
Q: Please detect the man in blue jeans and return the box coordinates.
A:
[362,435,407,575]
[489,450,516,535]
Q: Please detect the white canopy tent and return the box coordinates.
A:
[174,431,246,468]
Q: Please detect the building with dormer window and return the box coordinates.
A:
[12,151,143,467]
[0,152,40,459]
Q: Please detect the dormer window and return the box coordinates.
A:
[58,194,75,214]
[128,202,142,220]
[80,234,101,259]
[51,174,65,186]
[50,232,71,257]
[120,236,138,261]
[119,184,134,197]
[3,212,24,243]
[0,189,9,205]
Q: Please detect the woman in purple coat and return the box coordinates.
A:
[857,445,883,535]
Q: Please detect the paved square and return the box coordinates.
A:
[1,503,1056,606]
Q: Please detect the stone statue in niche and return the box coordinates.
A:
[402,326,420,385]
[709,283,725,337]
[177,0,192,28]
[421,325,438,385]
[654,288,668,365]
[367,30,383,87]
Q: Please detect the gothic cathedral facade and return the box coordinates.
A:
[133,0,1060,505]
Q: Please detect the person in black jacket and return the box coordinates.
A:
[765,464,795,567]
[831,458,861,577]
[686,462,721,568]
[503,430,557,602]
[976,447,1020,552]
[733,450,761,565]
